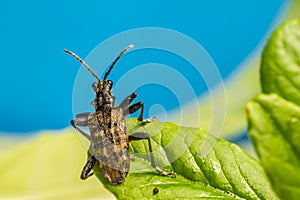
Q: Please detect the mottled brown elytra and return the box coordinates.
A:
[65,45,174,185]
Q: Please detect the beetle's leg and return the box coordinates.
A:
[129,101,155,123]
[129,132,175,177]
[81,156,97,180]
[119,92,137,109]
[129,102,144,121]
[71,112,91,140]
[128,102,154,122]
[119,92,153,122]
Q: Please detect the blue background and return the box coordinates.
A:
[1,0,285,133]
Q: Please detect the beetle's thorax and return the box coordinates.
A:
[91,80,114,111]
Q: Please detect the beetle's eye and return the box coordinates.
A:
[107,80,113,88]
[92,82,97,90]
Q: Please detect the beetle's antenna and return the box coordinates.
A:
[103,44,134,80]
[64,49,101,81]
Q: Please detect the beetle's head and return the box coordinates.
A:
[92,80,113,94]
[91,80,115,107]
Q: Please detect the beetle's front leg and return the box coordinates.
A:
[81,155,97,180]
[128,102,154,123]
[71,112,91,140]
[119,92,153,123]
[119,92,137,108]
[129,132,176,177]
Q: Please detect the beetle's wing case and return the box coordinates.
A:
[88,110,130,185]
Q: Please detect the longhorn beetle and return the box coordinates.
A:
[64,45,174,185]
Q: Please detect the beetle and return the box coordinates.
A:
[64,45,174,185]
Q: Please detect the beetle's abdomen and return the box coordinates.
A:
[96,136,130,184]
[99,153,130,185]
[88,112,130,184]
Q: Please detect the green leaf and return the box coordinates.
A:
[261,19,300,105]
[247,93,300,199]
[91,119,278,200]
